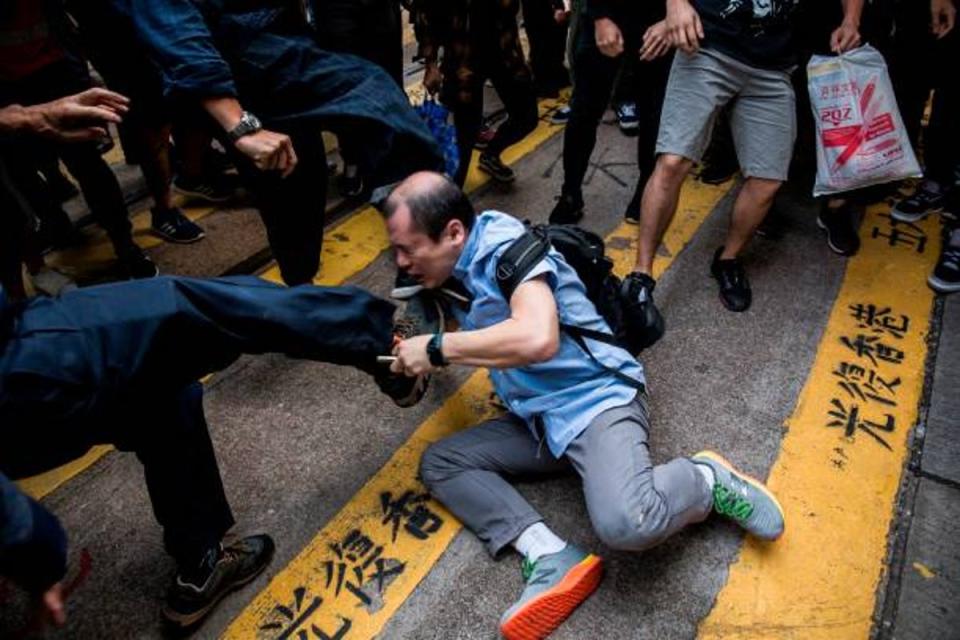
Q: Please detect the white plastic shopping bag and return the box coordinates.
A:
[807,44,921,197]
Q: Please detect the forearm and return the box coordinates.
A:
[0,105,39,137]
[443,320,558,368]
[202,96,245,131]
[841,0,864,26]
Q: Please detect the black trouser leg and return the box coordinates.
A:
[634,54,671,195]
[236,126,327,286]
[560,29,620,199]
[924,31,959,187]
[451,91,485,187]
[522,0,569,92]
[132,382,234,567]
[56,143,134,252]
[485,60,539,158]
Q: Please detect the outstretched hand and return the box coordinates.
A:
[29,88,129,142]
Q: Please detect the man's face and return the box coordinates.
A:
[387,205,466,289]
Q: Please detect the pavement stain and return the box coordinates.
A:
[911,562,936,579]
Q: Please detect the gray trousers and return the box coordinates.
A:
[419,395,714,557]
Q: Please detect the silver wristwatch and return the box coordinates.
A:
[227,111,263,143]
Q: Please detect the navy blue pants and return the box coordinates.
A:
[0,276,395,566]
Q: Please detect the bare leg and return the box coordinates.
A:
[633,153,694,274]
[722,177,781,258]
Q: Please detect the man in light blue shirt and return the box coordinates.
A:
[385,172,785,640]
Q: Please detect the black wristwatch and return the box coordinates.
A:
[227,111,263,143]
[427,332,448,367]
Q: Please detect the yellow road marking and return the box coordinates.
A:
[699,204,940,639]
[19,90,568,497]
[225,178,731,639]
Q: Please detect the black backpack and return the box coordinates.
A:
[495,223,644,390]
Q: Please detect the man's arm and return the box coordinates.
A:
[130,0,297,175]
[830,0,864,53]
[584,0,625,57]
[392,277,560,374]
[0,88,128,142]
[0,473,68,626]
[411,0,443,94]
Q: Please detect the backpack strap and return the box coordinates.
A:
[496,231,645,392]
[561,324,646,391]
[495,227,551,301]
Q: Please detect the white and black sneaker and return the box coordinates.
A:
[892,180,946,222]
[151,207,206,244]
[929,228,960,294]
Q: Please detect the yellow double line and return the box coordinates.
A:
[224,175,732,637]
[699,204,940,639]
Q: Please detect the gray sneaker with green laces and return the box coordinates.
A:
[499,545,603,640]
[692,450,785,541]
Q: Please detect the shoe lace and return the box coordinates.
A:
[941,245,960,271]
[393,315,419,341]
[520,557,537,582]
[619,103,637,117]
[712,482,754,522]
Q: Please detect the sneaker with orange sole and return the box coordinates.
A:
[499,545,603,640]
[691,450,785,541]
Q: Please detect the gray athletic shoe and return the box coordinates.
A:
[692,450,785,541]
[499,545,603,640]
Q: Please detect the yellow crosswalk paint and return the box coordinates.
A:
[224,178,732,639]
[699,204,941,639]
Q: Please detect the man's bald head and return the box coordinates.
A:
[384,171,475,241]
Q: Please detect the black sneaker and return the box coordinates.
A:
[549,193,584,225]
[374,294,444,407]
[117,244,159,279]
[816,203,860,256]
[173,175,236,203]
[163,534,275,629]
[478,153,516,183]
[929,230,960,294]
[892,181,945,222]
[151,207,206,244]
[339,171,365,198]
[619,272,665,352]
[710,247,751,312]
[698,159,738,185]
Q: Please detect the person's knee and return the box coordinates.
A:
[655,154,693,183]
[592,501,670,552]
[419,440,461,491]
[742,177,783,204]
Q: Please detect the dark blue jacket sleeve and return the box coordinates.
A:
[0,473,67,593]
[129,0,238,99]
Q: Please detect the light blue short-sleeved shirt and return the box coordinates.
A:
[450,211,646,457]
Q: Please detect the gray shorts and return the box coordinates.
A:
[656,48,797,181]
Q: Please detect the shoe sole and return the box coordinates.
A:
[618,121,639,131]
[693,450,786,539]
[478,162,516,184]
[151,228,206,245]
[172,185,233,204]
[928,274,960,293]
[162,547,275,629]
[390,284,425,300]
[500,554,603,640]
[815,216,856,257]
[623,216,639,225]
[890,206,942,223]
